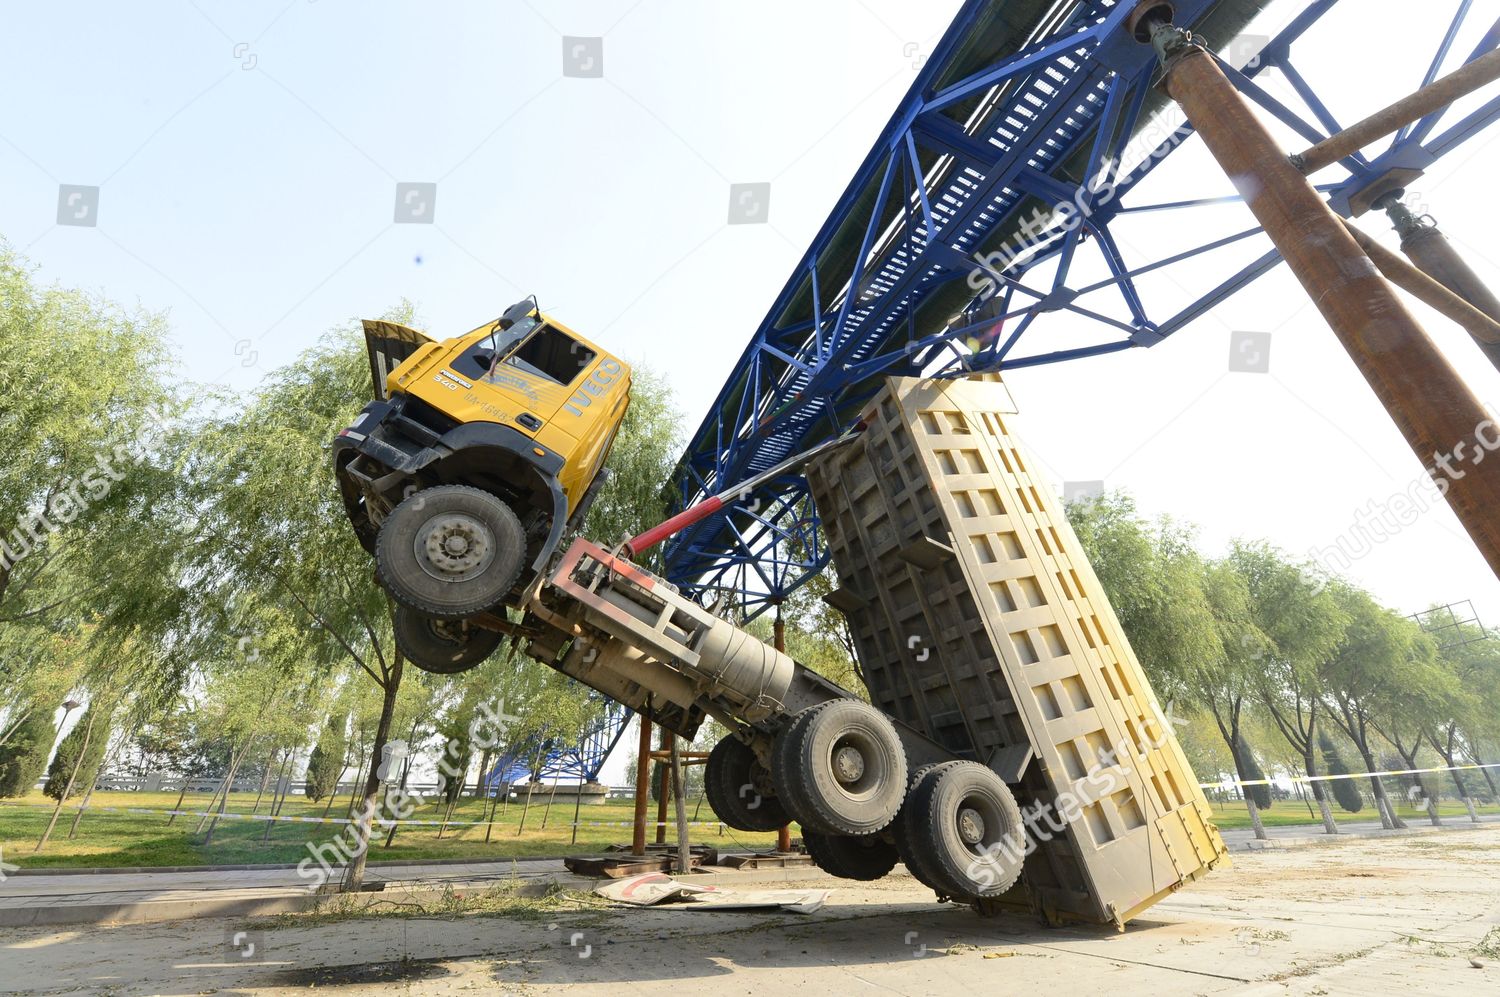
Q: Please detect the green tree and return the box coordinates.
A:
[0,708,55,797]
[581,364,682,571]
[1231,542,1348,834]
[305,713,349,802]
[1191,556,1277,839]
[1318,731,1365,813]
[1425,623,1499,817]
[1320,583,1426,830]
[1235,735,1273,810]
[42,706,109,800]
[1067,494,1220,706]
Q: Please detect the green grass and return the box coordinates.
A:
[1205,799,1500,830]
[5,788,1493,871]
[0,789,784,870]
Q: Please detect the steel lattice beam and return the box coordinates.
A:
[665,0,1500,616]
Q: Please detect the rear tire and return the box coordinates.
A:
[802,830,899,881]
[890,763,950,894]
[703,736,790,832]
[393,606,503,674]
[377,485,526,620]
[771,700,907,836]
[903,761,1025,899]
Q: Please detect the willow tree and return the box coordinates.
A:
[187,312,413,891]
[1320,583,1427,830]
[1067,494,1220,707]
[0,246,192,722]
[1230,543,1349,834]
[1192,556,1276,840]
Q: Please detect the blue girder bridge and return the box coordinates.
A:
[661,0,1500,618]
[538,0,1500,780]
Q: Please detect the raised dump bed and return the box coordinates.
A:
[805,374,1227,926]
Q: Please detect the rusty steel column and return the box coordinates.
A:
[631,710,652,856]
[1291,48,1500,175]
[1338,217,1500,350]
[1129,4,1500,580]
[1384,199,1500,373]
[773,605,793,854]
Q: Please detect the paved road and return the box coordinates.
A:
[3,813,1496,927]
[2,828,1497,995]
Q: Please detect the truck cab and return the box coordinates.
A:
[334,298,631,671]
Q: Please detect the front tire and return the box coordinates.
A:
[376,485,526,620]
[393,606,504,674]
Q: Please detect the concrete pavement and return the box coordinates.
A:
[2,815,1496,927]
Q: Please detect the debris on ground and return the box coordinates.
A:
[594,873,830,913]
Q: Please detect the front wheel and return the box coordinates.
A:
[393,606,503,674]
[376,485,527,620]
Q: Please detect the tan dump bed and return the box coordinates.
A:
[806,375,1227,926]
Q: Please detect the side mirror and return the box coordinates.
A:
[497,296,537,331]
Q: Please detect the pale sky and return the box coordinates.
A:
[6,1,1500,784]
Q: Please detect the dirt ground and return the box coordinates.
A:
[2,830,1498,995]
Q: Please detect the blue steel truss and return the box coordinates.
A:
[664,0,1500,617]
[484,696,632,790]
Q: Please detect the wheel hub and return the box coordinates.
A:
[417,513,495,581]
[833,745,866,784]
[958,807,986,845]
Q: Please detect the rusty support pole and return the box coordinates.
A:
[631,709,652,856]
[1339,217,1500,348]
[1292,48,1500,175]
[1384,199,1500,373]
[1130,5,1500,580]
[773,604,793,854]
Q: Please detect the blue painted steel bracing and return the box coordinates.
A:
[664,0,1500,616]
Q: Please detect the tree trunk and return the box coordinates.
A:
[1304,747,1338,834]
[1470,748,1499,799]
[1225,731,1268,841]
[167,777,192,826]
[340,655,404,893]
[34,712,95,853]
[1356,746,1400,829]
[0,707,32,750]
[196,738,253,835]
[251,748,277,814]
[67,740,118,839]
[204,740,254,846]
[383,722,419,849]
[262,747,296,843]
[484,778,504,843]
[670,736,691,873]
[1402,753,1441,827]
[539,772,561,829]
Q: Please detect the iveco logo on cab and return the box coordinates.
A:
[563,359,623,417]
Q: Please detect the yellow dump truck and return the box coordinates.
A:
[333,298,631,672]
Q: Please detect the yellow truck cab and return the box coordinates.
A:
[334,298,631,672]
